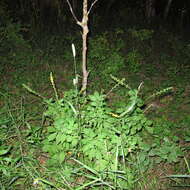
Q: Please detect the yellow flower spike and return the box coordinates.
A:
[108,112,120,118]
[50,72,59,101]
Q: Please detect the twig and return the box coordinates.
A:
[88,0,99,15]
[66,0,81,25]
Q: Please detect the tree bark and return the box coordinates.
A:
[145,0,156,23]
[80,0,89,95]
[164,0,173,20]
[66,0,98,95]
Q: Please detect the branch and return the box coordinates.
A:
[66,0,81,26]
[88,0,99,15]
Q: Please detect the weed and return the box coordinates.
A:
[88,32,125,80]
[166,157,190,188]
[126,50,143,73]
[1,23,190,189]
[21,73,183,189]
[0,22,33,69]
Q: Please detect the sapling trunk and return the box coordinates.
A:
[66,0,98,95]
[80,0,89,95]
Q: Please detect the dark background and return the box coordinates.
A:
[1,0,190,35]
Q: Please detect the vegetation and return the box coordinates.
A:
[1,0,190,189]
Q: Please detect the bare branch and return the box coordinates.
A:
[66,0,81,25]
[88,0,98,15]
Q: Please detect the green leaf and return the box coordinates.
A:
[54,118,65,127]
[48,133,57,141]
[71,138,78,147]
[42,144,51,152]
[47,126,56,133]
[56,133,66,144]
[149,149,156,156]
[0,147,11,156]
[146,120,153,126]
[130,127,137,135]
[146,126,154,134]
[67,136,73,142]
[140,143,151,152]
[82,144,93,153]
[95,159,108,171]
[59,152,65,163]
[138,152,146,163]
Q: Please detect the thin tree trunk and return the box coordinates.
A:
[145,0,156,23]
[66,0,98,95]
[67,0,98,95]
[164,0,173,20]
[81,0,89,95]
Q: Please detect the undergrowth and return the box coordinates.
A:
[20,73,182,189]
[0,21,190,189]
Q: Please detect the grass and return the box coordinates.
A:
[0,27,190,189]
